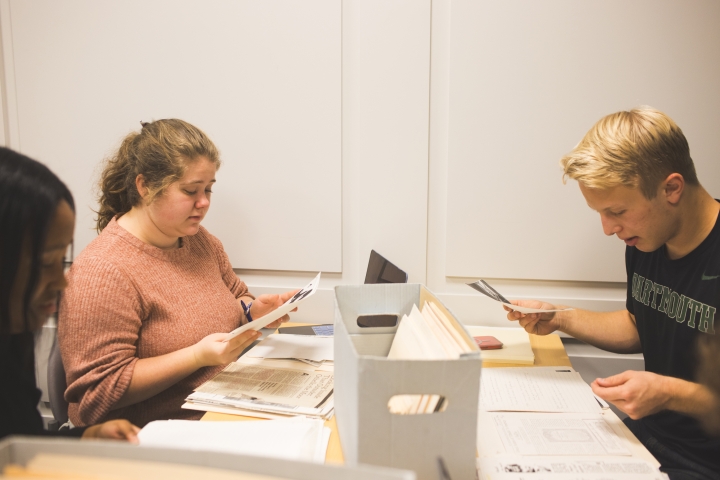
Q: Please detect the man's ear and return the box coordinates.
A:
[135,174,149,202]
[663,173,685,205]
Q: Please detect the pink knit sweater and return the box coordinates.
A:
[58,218,250,427]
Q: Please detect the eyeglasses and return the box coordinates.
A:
[63,242,74,270]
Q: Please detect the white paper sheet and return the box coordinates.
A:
[181,401,294,420]
[245,334,334,362]
[138,418,330,463]
[224,273,321,341]
[467,280,573,314]
[477,456,666,479]
[491,413,631,456]
[481,367,602,413]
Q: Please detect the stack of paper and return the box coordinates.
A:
[138,418,330,464]
[386,302,479,414]
[245,334,333,368]
[184,347,334,420]
[465,326,535,365]
[475,366,664,478]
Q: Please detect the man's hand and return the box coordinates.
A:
[591,370,670,419]
[504,299,563,335]
[250,290,300,329]
[82,420,140,443]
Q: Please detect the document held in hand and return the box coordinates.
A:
[224,272,321,342]
[467,279,573,314]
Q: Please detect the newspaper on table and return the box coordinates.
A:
[185,357,334,420]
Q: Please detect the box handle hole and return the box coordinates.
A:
[356,314,398,328]
[387,395,447,414]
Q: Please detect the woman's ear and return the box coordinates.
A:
[135,175,149,202]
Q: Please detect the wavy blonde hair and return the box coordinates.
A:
[560,107,698,198]
[96,119,220,231]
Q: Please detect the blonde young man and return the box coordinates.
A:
[507,107,720,480]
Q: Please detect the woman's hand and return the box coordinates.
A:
[249,290,300,329]
[82,420,140,443]
[192,330,261,368]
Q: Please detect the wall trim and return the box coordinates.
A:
[0,0,19,148]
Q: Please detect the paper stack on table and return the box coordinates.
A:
[184,336,334,420]
[465,326,535,365]
[246,333,334,368]
[386,302,479,415]
[476,366,664,478]
[138,417,330,464]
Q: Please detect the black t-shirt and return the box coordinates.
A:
[0,332,85,440]
[625,201,720,471]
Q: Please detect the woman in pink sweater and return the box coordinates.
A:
[59,119,297,427]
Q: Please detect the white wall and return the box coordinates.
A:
[2,0,718,334]
[444,0,720,284]
[2,0,342,273]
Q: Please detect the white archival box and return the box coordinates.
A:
[334,284,482,480]
[0,437,415,480]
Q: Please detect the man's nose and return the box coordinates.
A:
[600,214,621,236]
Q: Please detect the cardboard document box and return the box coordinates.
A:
[0,437,415,480]
[334,284,482,480]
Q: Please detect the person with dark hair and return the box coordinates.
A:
[59,120,298,428]
[0,146,139,441]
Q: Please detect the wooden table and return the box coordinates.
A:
[201,327,571,465]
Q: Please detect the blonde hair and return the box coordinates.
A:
[560,107,698,198]
[96,119,220,231]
